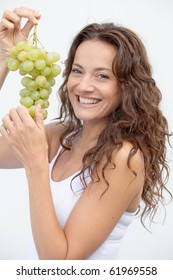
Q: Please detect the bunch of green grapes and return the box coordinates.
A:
[6,25,61,120]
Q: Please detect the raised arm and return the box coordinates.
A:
[0,8,41,168]
[0,7,41,89]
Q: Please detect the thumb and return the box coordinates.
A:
[21,20,35,38]
[35,104,44,127]
[21,11,41,38]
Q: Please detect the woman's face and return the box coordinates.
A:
[67,39,119,124]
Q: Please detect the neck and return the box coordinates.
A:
[76,120,107,149]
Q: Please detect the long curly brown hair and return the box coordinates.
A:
[57,23,172,227]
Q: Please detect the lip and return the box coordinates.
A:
[75,95,102,108]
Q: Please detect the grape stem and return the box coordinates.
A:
[33,24,38,47]
[28,24,44,49]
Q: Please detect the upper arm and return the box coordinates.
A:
[63,143,144,259]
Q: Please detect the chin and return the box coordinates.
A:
[73,112,95,122]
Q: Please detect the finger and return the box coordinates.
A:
[13,7,41,24]
[21,20,35,38]
[15,8,41,38]
[9,108,23,127]
[19,8,41,38]
[0,124,10,140]
[3,10,20,25]
[0,18,17,31]
[0,10,21,31]
[1,114,15,135]
[16,105,33,124]
[35,104,44,128]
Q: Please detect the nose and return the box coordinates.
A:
[77,75,95,93]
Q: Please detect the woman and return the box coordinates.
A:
[0,7,171,260]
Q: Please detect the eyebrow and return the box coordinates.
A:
[72,63,113,72]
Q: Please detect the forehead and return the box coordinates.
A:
[74,40,116,67]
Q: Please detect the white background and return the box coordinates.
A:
[0,0,173,260]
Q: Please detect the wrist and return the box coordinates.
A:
[0,50,9,62]
[0,58,9,89]
[25,161,50,193]
[25,158,49,176]
[0,57,8,67]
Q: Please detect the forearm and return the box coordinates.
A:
[0,59,9,89]
[26,163,68,260]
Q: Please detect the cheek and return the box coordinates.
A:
[67,76,75,95]
[66,79,71,92]
[108,88,120,109]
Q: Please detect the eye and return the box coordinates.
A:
[97,73,109,79]
[71,68,82,74]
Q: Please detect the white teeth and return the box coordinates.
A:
[79,96,100,104]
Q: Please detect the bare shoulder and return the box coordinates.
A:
[113,141,144,172]
[44,121,66,139]
[88,140,144,201]
[44,121,67,161]
[87,140,145,213]
[110,141,145,196]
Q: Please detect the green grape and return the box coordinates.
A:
[40,88,49,99]
[7,57,20,71]
[43,81,51,90]
[47,75,56,86]
[45,53,54,65]
[18,62,27,75]
[43,81,52,94]
[52,52,60,62]
[35,59,46,70]
[38,48,46,58]
[16,41,27,51]
[21,76,32,87]
[28,48,39,61]
[19,68,27,76]
[6,25,62,120]
[29,68,40,78]
[23,42,35,51]
[20,96,34,108]
[19,88,31,97]
[41,66,51,76]
[22,60,34,72]
[47,87,52,94]
[9,45,19,58]
[26,80,38,91]
[35,99,45,108]
[41,108,48,120]
[43,100,49,108]
[36,75,47,87]
[31,91,40,101]
[29,105,36,118]
[17,50,28,62]
[51,64,61,77]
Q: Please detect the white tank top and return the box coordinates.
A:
[29,143,136,260]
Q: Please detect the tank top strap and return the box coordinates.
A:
[49,128,81,172]
[49,145,63,172]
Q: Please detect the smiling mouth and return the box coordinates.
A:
[77,95,101,105]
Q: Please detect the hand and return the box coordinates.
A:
[0,7,41,60]
[0,105,48,169]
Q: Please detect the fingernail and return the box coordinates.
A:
[35,10,41,17]
[33,19,38,24]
